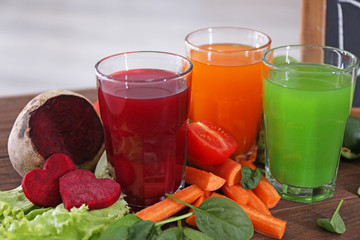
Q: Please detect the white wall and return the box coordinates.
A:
[0,0,301,97]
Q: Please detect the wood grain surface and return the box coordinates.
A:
[0,89,359,239]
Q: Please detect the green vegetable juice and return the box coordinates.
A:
[263,63,354,188]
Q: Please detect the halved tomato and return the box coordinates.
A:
[187,120,238,165]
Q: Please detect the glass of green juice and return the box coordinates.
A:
[262,45,359,203]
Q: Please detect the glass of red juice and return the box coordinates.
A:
[95,51,192,209]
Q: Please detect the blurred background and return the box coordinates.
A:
[0,0,301,97]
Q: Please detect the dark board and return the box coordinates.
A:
[326,0,360,107]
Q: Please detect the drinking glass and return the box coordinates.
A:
[262,45,359,203]
[185,27,271,157]
[95,51,192,208]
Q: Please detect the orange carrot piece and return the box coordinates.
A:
[240,204,286,239]
[253,176,281,209]
[185,216,197,227]
[246,189,271,215]
[93,100,100,115]
[185,191,211,226]
[221,184,249,205]
[185,166,226,191]
[210,192,228,198]
[188,158,241,186]
[135,185,203,222]
[203,191,212,198]
[239,160,257,170]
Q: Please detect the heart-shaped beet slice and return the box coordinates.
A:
[59,169,121,210]
[22,153,76,207]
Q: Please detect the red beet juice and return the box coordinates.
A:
[97,68,190,207]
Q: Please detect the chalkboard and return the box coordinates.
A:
[326,0,360,107]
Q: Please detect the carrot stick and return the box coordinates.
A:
[239,160,257,170]
[240,204,287,239]
[93,100,100,115]
[185,166,226,191]
[185,191,211,226]
[188,158,241,186]
[211,192,228,198]
[135,185,203,222]
[221,184,249,205]
[246,189,271,215]
[253,176,281,209]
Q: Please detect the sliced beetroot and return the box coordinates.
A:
[7,90,105,176]
[59,169,121,211]
[22,153,76,207]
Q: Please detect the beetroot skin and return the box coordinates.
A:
[59,169,121,211]
[22,153,76,207]
[7,90,105,176]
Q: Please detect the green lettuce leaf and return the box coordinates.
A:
[0,186,40,225]
[0,185,129,240]
[94,151,112,179]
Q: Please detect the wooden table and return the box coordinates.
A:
[1,89,359,239]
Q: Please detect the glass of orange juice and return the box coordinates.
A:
[185,27,271,156]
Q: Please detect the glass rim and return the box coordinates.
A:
[95,51,193,83]
[184,26,272,54]
[262,44,360,75]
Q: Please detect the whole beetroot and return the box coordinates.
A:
[8,90,105,176]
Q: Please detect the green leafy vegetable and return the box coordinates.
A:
[241,166,262,190]
[317,199,346,234]
[0,186,129,240]
[0,186,37,223]
[155,226,215,240]
[196,197,253,240]
[94,151,112,179]
[100,212,209,240]
[183,228,214,240]
[98,214,142,240]
[157,227,184,240]
[100,196,252,240]
[166,194,253,240]
[127,220,160,240]
[156,212,193,227]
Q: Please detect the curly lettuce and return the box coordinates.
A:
[0,153,129,240]
[0,186,128,240]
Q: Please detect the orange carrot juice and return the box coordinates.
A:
[188,43,264,155]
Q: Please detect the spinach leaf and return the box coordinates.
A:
[155,212,193,228]
[157,222,215,240]
[166,194,254,240]
[183,227,214,240]
[241,166,262,190]
[127,220,161,240]
[317,199,346,234]
[196,197,254,240]
[157,227,186,240]
[99,214,142,240]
